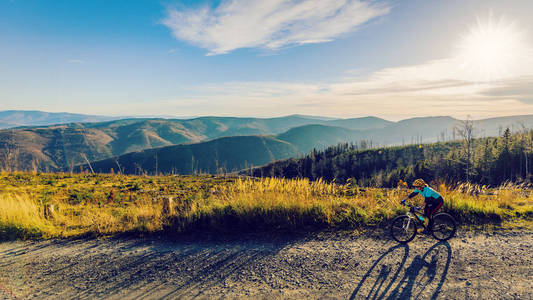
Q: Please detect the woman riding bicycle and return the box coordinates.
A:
[401,179,444,233]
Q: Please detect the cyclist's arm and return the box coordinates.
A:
[407,191,418,199]
[401,189,419,204]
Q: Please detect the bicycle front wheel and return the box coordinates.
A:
[390,215,417,243]
[431,213,457,241]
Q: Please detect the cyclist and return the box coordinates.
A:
[401,179,444,234]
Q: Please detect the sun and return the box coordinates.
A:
[456,14,529,82]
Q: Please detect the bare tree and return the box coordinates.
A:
[113,157,123,174]
[519,123,531,181]
[154,152,158,175]
[456,116,476,182]
[80,153,95,174]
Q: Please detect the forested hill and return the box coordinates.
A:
[247,128,533,187]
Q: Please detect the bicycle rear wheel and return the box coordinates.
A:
[431,213,457,241]
[390,215,417,243]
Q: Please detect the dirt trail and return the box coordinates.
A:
[0,229,531,299]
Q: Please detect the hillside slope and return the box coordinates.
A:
[368,116,459,145]
[276,124,363,152]
[476,115,533,136]
[85,135,300,174]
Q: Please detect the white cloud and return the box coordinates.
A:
[481,76,533,103]
[162,0,391,55]
[157,51,533,119]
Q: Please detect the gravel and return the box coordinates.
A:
[0,229,531,299]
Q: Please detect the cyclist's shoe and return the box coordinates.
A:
[421,228,431,235]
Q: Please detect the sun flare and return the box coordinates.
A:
[456,15,529,82]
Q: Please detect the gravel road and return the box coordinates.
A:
[0,229,531,299]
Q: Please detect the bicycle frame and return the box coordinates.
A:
[404,205,426,230]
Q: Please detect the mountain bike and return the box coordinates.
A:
[390,203,456,243]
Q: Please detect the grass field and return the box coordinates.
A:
[1,172,532,239]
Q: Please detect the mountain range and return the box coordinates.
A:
[0,110,121,129]
[0,110,202,129]
[0,110,532,173]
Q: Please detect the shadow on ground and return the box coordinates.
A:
[350,241,452,300]
[0,233,314,299]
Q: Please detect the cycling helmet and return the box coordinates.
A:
[413,178,427,187]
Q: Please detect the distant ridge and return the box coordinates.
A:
[284,114,340,121]
[327,116,393,130]
[0,110,121,129]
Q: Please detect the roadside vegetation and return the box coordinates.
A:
[1,172,532,240]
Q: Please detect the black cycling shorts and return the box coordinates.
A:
[424,196,444,218]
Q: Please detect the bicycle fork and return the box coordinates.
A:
[404,213,425,232]
[403,213,413,232]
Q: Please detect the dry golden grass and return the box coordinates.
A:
[0,173,532,239]
[0,193,52,239]
[0,192,163,239]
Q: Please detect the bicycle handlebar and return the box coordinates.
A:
[400,202,422,212]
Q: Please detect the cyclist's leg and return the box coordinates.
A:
[423,202,432,218]
[420,201,433,233]
[427,197,444,230]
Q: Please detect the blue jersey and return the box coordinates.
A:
[408,186,442,202]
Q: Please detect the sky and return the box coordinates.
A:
[1,0,533,120]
